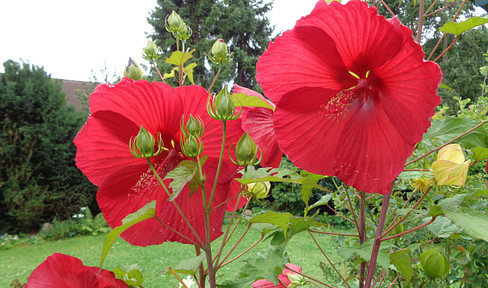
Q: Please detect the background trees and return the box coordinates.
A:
[0,60,97,233]
[147,0,274,90]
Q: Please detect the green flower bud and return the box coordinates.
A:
[246,181,270,199]
[165,11,186,33]
[234,132,260,166]
[123,58,144,81]
[207,86,241,121]
[142,41,161,61]
[208,39,232,64]
[420,248,450,278]
[129,126,164,158]
[180,135,204,157]
[176,24,192,41]
[181,114,205,138]
[287,273,307,288]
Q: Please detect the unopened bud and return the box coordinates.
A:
[208,39,232,64]
[181,114,205,138]
[432,144,470,186]
[180,135,204,158]
[246,182,270,199]
[129,126,164,158]
[176,24,192,41]
[142,41,161,61]
[420,248,450,278]
[233,132,260,166]
[287,273,307,288]
[207,86,241,121]
[165,11,186,33]
[123,58,144,81]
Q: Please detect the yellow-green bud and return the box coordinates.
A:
[209,39,232,64]
[180,135,204,158]
[207,86,241,121]
[176,24,192,41]
[123,58,144,81]
[246,182,270,199]
[165,11,186,33]
[432,144,470,186]
[420,248,450,278]
[142,41,161,61]
[181,114,205,138]
[129,126,164,158]
[287,273,307,288]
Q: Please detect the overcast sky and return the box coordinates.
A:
[0,0,318,82]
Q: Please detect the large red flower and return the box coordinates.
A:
[256,0,442,194]
[74,78,243,246]
[26,253,128,288]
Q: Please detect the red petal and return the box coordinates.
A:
[274,88,412,194]
[243,107,282,168]
[97,164,230,246]
[375,18,442,145]
[256,24,351,104]
[26,253,127,288]
[298,0,403,75]
[74,111,144,186]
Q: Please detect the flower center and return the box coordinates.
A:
[319,70,375,121]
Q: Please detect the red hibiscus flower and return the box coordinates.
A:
[26,253,128,288]
[256,0,442,194]
[74,78,243,246]
[252,264,302,288]
[234,84,282,168]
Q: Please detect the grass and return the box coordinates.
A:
[0,220,345,287]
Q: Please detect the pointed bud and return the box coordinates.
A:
[123,58,144,81]
[207,86,241,121]
[181,114,205,138]
[165,11,186,33]
[230,132,261,166]
[180,135,204,158]
[209,39,232,64]
[420,248,450,278]
[129,126,164,158]
[432,144,470,186]
[176,25,192,41]
[142,41,161,61]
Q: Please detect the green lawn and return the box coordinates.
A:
[0,221,344,287]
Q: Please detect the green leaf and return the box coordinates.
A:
[472,147,488,161]
[250,211,294,237]
[165,49,195,66]
[439,16,488,36]
[100,201,156,269]
[165,160,198,201]
[426,216,462,238]
[184,63,197,85]
[305,194,332,215]
[390,249,413,285]
[163,254,205,276]
[422,117,488,149]
[439,82,453,92]
[440,194,488,241]
[233,93,274,110]
[339,239,392,269]
[428,205,444,217]
[300,171,324,208]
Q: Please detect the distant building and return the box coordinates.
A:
[58,79,94,110]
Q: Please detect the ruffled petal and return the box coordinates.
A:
[26,253,127,288]
[274,87,412,194]
[376,18,442,145]
[256,24,351,104]
[298,0,403,75]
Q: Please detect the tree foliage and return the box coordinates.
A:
[0,60,97,233]
[147,0,274,90]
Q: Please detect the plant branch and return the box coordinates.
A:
[416,0,425,43]
[381,216,437,241]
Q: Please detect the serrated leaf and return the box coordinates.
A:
[428,205,444,217]
[425,216,462,238]
[339,239,391,269]
[233,93,274,110]
[101,201,156,269]
[305,194,332,215]
[300,171,324,208]
[165,49,195,66]
[390,249,413,285]
[422,117,488,149]
[439,16,488,36]
[165,160,198,201]
[250,211,294,237]
[184,62,197,84]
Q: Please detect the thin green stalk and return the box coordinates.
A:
[208,121,227,207]
[146,159,204,247]
[207,64,222,93]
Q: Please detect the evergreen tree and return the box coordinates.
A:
[147,0,274,90]
[0,60,97,232]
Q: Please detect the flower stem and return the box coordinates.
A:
[207,64,222,93]
[364,192,391,288]
[152,62,166,83]
[359,191,366,288]
[208,121,227,207]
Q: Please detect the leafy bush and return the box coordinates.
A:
[0,60,97,233]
